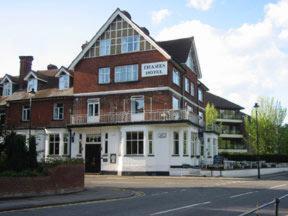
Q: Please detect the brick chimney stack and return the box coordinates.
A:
[19,56,33,89]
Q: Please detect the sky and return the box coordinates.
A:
[1,0,288,121]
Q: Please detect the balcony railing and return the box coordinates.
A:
[219,113,242,120]
[205,124,222,133]
[70,109,201,126]
[221,129,242,135]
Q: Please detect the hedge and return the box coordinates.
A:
[219,152,288,163]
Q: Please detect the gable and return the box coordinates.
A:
[0,75,12,84]
[68,9,171,70]
[84,15,155,58]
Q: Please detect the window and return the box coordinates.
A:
[115,64,138,82]
[199,111,204,121]
[191,132,198,156]
[22,105,30,121]
[131,96,144,114]
[27,78,37,92]
[190,82,195,96]
[63,134,69,155]
[98,68,110,84]
[88,99,99,117]
[121,35,140,53]
[126,131,143,155]
[104,133,108,154]
[86,134,101,143]
[99,39,111,56]
[2,82,12,96]
[148,131,153,155]
[198,88,203,102]
[183,131,188,155]
[49,134,60,155]
[59,74,69,90]
[173,131,179,155]
[79,134,83,155]
[172,69,180,86]
[185,78,189,93]
[53,103,64,120]
[172,96,180,110]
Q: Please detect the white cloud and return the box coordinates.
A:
[151,9,171,24]
[157,0,288,120]
[186,0,214,11]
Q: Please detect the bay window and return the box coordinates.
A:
[185,77,189,92]
[172,96,180,110]
[198,88,203,102]
[173,68,180,86]
[115,64,138,83]
[190,82,195,96]
[173,131,179,155]
[126,131,143,155]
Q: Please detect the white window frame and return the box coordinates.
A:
[87,99,100,123]
[2,81,12,96]
[183,131,188,156]
[49,134,60,155]
[131,96,144,114]
[99,39,111,56]
[53,103,64,120]
[185,77,189,93]
[173,68,180,86]
[115,64,138,83]
[126,131,144,155]
[59,74,70,90]
[191,132,198,156]
[22,105,30,121]
[198,88,203,102]
[173,131,179,155]
[190,82,195,96]
[172,96,180,110]
[63,133,69,156]
[121,35,140,53]
[27,78,38,92]
[98,67,110,84]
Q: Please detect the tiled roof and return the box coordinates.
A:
[7,88,73,102]
[206,92,244,110]
[157,37,193,63]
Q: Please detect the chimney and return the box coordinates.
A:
[19,56,33,89]
[47,64,58,70]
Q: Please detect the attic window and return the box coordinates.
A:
[59,74,69,90]
[121,35,140,53]
[2,81,12,96]
[27,78,37,92]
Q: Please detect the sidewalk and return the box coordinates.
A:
[0,187,137,212]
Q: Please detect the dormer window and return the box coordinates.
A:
[2,81,12,96]
[27,78,37,92]
[59,74,70,90]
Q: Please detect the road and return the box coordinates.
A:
[1,173,288,216]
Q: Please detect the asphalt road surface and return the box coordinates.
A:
[1,173,288,216]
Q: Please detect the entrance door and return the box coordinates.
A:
[85,144,101,173]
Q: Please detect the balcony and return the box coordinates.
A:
[70,109,201,126]
[218,113,242,120]
[220,129,243,138]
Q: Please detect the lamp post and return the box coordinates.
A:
[254,102,260,179]
[28,89,36,140]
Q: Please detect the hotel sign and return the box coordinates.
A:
[141,61,167,77]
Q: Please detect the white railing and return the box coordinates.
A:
[70,109,200,126]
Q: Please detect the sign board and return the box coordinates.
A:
[141,61,167,77]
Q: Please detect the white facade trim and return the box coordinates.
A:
[73,87,205,111]
[0,75,14,84]
[24,71,47,83]
[55,66,73,77]
[68,8,171,70]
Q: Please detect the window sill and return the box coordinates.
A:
[115,80,139,84]
[183,155,189,157]
[98,82,111,85]
[148,154,155,157]
[21,120,30,122]
[52,119,64,121]
[172,154,180,157]
[124,154,144,157]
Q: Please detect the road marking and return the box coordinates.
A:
[230,191,256,198]
[269,184,287,189]
[150,201,211,215]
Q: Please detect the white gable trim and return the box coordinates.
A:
[191,38,202,79]
[0,75,14,84]
[24,71,47,83]
[55,67,72,77]
[68,8,171,70]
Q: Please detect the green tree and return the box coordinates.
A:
[245,97,287,154]
[205,102,218,128]
[279,124,288,155]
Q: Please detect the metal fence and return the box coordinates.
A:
[239,193,288,216]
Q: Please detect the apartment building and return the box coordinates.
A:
[206,92,247,153]
[0,9,218,175]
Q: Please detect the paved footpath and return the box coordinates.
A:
[1,173,288,216]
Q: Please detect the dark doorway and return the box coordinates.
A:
[85,144,101,173]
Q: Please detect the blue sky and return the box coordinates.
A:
[1,0,288,120]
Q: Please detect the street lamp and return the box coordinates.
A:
[28,88,36,140]
[254,102,260,179]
